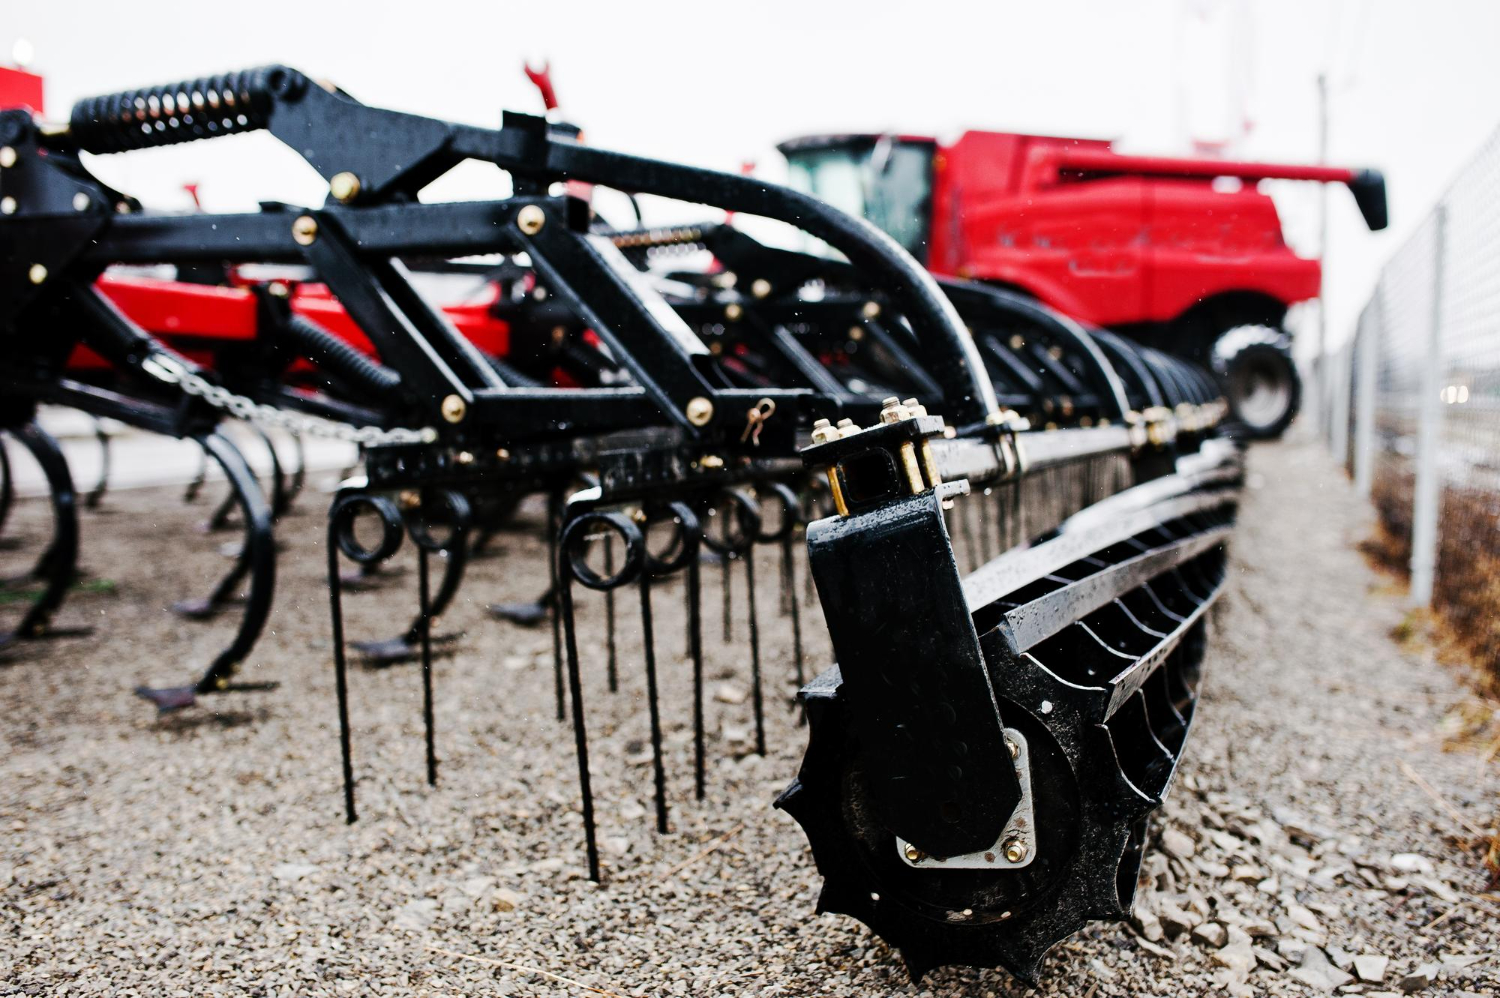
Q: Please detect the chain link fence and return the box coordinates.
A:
[1324,123,1500,686]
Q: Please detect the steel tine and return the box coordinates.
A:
[85,417,110,510]
[688,550,706,800]
[327,520,357,824]
[745,546,766,756]
[547,493,565,722]
[418,545,437,787]
[557,566,599,882]
[604,535,619,693]
[638,568,669,833]
[721,549,733,643]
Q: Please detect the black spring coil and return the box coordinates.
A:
[69,65,307,154]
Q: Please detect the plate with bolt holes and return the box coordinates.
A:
[895,729,1035,870]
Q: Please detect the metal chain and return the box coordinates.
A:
[140,354,438,447]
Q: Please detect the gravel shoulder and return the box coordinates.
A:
[1,435,1497,997]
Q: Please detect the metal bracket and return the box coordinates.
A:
[896,728,1035,870]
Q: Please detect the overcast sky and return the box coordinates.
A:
[7,0,1498,355]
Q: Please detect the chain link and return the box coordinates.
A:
[141,354,438,447]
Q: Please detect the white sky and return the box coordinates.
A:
[6,0,1498,356]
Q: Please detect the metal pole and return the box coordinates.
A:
[1352,291,1380,497]
[1315,72,1331,442]
[1409,206,1447,607]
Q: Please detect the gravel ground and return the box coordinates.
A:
[2,435,1497,997]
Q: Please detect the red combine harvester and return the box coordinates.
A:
[779,130,1387,437]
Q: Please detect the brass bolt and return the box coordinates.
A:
[329,171,361,203]
[903,843,924,863]
[0,146,15,168]
[835,417,861,438]
[699,454,725,470]
[399,489,422,511]
[879,396,910,425]
[72,192,91,212]
[685,396,714,427]
[899,441,925,495]
[847,325,865,342]
[861,300,881,320]
[810,417,838,445]
[750,278,772,299]
[27,263,46,285]
[1002,838,1027,864]
[455,450,475,465]
[516,204,546,235]
[0,196,15,215]
[440,394,467,424]
[724,302,743,321]
[630,508,648,524]
[902,397,928,418]
[1006,738,1019,760]
[292,215,319,246]
[495,447,511,462]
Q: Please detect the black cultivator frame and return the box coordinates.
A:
[0,65,1245,983]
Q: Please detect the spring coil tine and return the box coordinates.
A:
[68,66,307,154]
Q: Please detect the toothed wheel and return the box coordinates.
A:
[777,652,1169,984]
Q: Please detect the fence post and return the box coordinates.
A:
[1352,294,1379,497]
[1409,205,1447,607]
[1330,337,1352,466]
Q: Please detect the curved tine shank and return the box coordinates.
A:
[1,423,81,647]
[135,430,277,711]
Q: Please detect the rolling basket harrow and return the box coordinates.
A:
[0,66,1242,982]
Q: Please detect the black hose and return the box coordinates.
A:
[278,312,404,403]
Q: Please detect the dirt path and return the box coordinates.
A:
[1,437,1495,996]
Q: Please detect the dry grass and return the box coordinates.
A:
[1365,470,1500,889]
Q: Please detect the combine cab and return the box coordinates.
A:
[780,130,1387,438]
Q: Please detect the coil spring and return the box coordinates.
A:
[69,65,307,154]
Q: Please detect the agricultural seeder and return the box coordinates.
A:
[0,66,1242,982]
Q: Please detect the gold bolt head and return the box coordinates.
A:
[904,844,924,863]
[861,300,881,320]
[0,146,15,168]
[1006,738,1019,760]
[292,215,319,246]
[399,489,422,511]
[495,447,511,462]
[0,196,15,215]
[699,454,725,470]
[455,450,475,465]
[848,325,865,342]
[1003,838,1027,864]
[516,204,546,235]
[329,171,361,203]
[440,394,467,424]
[879,397,910,424]
[724,302,744,322]
[685,396,714,427]
[750,278,772,299]
[27,263,47,285]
